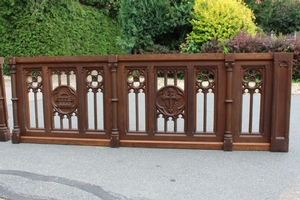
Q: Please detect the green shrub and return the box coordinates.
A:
[117,0,171,53]
[139,44,171,54]
[246,0,300,34]
[182,0,257,53]
[118,0,194,53]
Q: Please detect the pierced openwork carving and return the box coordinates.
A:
[51,69,77,90]
[26,70,42,93]
[242,68,262,94]
[156,69,185,90]
[52,86,78,115]
[196,68,215,93]
[86,69,104,92]
[157,86,185,118]
[127,69,146,93]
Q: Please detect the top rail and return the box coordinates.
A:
[7,53,275,64]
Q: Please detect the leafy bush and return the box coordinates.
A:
[267,0,300,35]
[118,0,170,53]
[245,0,300,34]
[200,32,300,81]
[182,0,257,53]
[0,0,123,75]
[139,44,171,54]
[118,0,193,53]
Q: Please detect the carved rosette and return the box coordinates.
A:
[127,69,146,93]
[157,86,185,119]
[26,70,43,93]
[52,86,78,116]
[242,68,262,94]
[196,68,215,93]
[279,61,288,68]
[86,69,104,93]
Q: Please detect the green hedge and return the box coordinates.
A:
[1,0,123,75]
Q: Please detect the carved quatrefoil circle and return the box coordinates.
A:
[52,86,78,114]
[157,86,185,116]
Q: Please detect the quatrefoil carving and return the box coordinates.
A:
[127,69,146,93]
[86,69,104,92]
[27,70,42,92]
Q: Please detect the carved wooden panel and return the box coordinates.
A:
[85,68,105,131]
[126,69,146,132]
[195,68,216,133]
[155,68,186,133]
[26,70,44,128]
[241,67,263,134]
[51,69,77,130]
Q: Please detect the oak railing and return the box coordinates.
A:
[7,53,293,151]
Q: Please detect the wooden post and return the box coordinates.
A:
[271,53,293,152]
[0,57,11,141]
[108,55,119,148]
[7,57,20,143]
[224,54,235,151]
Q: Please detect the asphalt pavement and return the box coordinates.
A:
[0,89,300,199]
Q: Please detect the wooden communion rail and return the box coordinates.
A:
[1,53,294,151]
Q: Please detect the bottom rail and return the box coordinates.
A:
[20,136,110,146]
[19,136,270,151]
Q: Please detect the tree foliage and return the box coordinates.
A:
[79,0,120,18]
[267,0,300,34]
[0,0,123,74]
[117,0,193,53]
[245,0,300,34]
[181,0,257,53]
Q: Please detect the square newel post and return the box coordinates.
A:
[7,57,20,143]
[224,54,235,151]
[108,55,120,148]
[0,57,11,141]
[271,53,293,152]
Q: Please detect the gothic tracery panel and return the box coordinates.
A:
[26,70,44,128]
[241,68,263,134]
[86,69,105,131]
[127,69,146,132]
[195,68,216,133]
[51,69,78,130]
[156,68,186,133]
